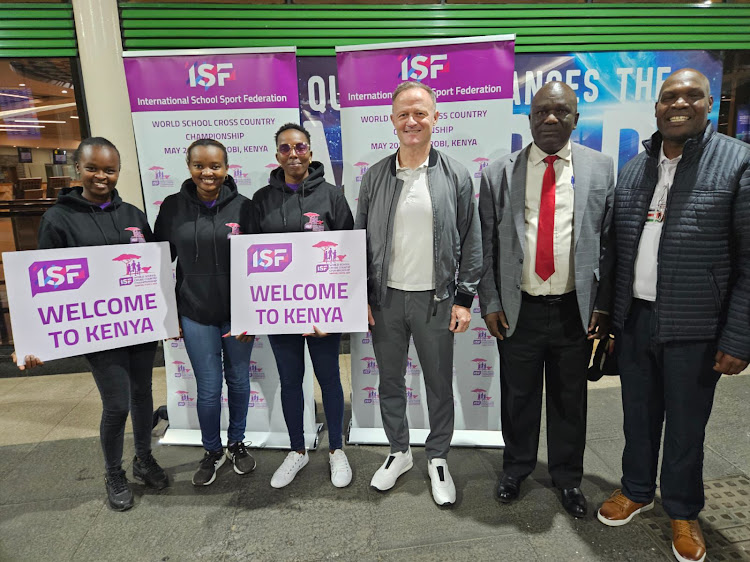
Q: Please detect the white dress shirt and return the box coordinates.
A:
[632,145,682,301]
[521,141,576,296]
[387,154,435,291]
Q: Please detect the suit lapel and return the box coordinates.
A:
[571,143,590,249]
[510,145,530,254]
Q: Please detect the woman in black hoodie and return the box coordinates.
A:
[253,124,354,489]
[15,137,169,512]
[154,138,258,487]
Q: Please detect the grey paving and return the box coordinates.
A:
[1,377,749,561]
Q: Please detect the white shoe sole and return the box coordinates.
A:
[270,456,309,489]
[192,455,226,486]
[226,450,257,475]
[597,500,654,527]
[672,542,706,562]
[371,459,413,492]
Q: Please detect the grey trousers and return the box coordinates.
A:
[370,288,455,459]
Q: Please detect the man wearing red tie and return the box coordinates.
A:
[478,81,615,517]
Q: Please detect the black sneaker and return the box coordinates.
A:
[132,454,169,490]
[226,441,256,475]
[105,469,134,511]
[192,449,225,486]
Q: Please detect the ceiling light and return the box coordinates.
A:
[18,84,25,87]
[70,115,79,119]
[13,119,66,124]
[0,93,31,100]
[0,124,45,128]
[61,90,68,94]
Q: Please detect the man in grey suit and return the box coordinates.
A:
[478,81,614,518]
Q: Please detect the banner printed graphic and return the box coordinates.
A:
[337,37,514,445]
[123,48,301,226]
[123,48,317,448]
[4,242,178,363]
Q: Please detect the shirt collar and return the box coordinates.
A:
[658,144,683,166]
[396,151,430,173]
[529,140,572,166]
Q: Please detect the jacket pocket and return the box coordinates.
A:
[707,267,721,314]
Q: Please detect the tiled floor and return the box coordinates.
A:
[0,358,748,561]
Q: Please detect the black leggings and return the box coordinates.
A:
[86,342,158,472]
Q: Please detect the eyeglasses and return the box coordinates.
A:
[277,142,309,156]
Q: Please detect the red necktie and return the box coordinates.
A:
[535,154,559,281]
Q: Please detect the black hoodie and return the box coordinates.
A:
[37,186,154,249]
[154,175,258,326]
[252,161,353,233]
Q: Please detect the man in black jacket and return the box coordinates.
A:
[598,68,750,562]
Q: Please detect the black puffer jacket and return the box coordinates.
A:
[613,124,750,359]
[252,161,353,233]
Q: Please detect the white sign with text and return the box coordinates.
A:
[230,231,367,335]
[4,242,179,364]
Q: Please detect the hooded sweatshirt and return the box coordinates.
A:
[154,175,258,326]
[252,161,353,233]
[37,186,153,249]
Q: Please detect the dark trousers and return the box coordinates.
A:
[617,299,721,519]
[268,333,344,451]
[86,341,158,472]
[497,293,592,488]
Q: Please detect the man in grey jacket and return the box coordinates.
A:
[354,81,481,506]
[478,81,614,518]
[598,68,750,562]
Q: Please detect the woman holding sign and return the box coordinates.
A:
[253,123,354,489]
[155,138,258,487]
[14,137,169,511]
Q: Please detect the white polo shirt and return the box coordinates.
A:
[632,146,682,301]
[387,154,435,291]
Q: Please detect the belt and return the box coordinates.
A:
[521,291,576,305]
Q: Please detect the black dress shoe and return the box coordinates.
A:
[496,474,522,503]
[560,487,587,518]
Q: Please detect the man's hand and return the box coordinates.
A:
[484,311,509,340]
[11,352,43,371]
[367,304,375,327]
[713,351,748,375]
[587,312,611,340]
[303,326,329,338]
[449,305,471,333]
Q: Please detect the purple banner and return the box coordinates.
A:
[124,51,299,112]
[336,38,515,108]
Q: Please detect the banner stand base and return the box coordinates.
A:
[347,428,504,448]
[160,424,323,449]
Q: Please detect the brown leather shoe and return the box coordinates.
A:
[597,488,655,527]
[671,519,706,562]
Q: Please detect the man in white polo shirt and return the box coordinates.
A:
[354,81,482,506]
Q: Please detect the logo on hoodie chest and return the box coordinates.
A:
[303,212,325,232]
[225,223,243,238]
[125,227,146,243]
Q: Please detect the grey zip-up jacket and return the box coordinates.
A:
[354,148,482,309]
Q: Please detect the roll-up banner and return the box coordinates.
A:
[123,48,320,449]
[337,36,516,447]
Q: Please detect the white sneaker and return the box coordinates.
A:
[270,451,309,489]
[329,449,352,488]
[428,458,456,506]
[370,449,413,491]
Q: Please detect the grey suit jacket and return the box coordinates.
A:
[478,143,615,337]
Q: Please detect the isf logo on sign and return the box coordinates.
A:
[28,258,89,297]
[247,243,292,274]
[400,54,448,81]
[187,62,235,90]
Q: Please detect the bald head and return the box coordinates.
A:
[655,68,713,156]
[529,81,580,154]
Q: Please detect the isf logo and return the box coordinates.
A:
[28,258,89,297]
[247,243,292,274]
[187,62,235,90]
[400,54,448,81]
